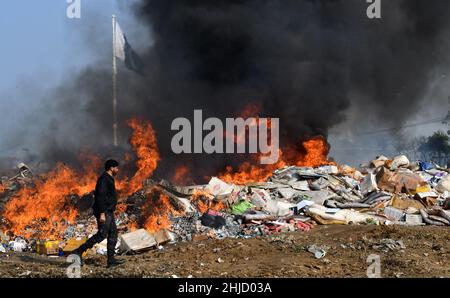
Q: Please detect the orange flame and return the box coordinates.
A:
[117,119,160,196]
[294,136,333,167]
[172,103,334,186]
[3,162,97,239]
[0,108,334,239]
[141,189,175,233]
[2,118,161,239]
[218,136,333,184]
[171,165,194,186]
[127,221,139,232]
[191,189,226,213]
[218,156,285,185]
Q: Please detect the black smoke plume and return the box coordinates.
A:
[5,0,450,182]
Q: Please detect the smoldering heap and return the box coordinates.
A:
[1,152,450,256]
[1,0,450,255]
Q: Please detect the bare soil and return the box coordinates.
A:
[0,225,448,278]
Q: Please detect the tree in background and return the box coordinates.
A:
[417,131,450,166]
[397,131,450,166]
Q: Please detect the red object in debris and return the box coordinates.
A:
[296,221,312,231]
[263,224,282,234]
[207,210,223,217]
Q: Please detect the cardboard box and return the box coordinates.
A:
[36,240,59,255]
[119,229,156,253]
[63,238,88,256]
[384,206,405,221]
[405,214,424,226]
[154,229,175,245]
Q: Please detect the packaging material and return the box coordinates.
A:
[405,214,424,225]
[278,187,299,200]
[230,200,253,215]
[297,190,335,205]
[275,201,296,216]
[418,161,435,171]
[360,173,378,195]
[119,229,157,253]
[296,200,314,210]
[383,206,405,221]
[206,177,234,197]
[370,155,389,168]
[288,181,310,191]
[309,177,329,190]
[315,165,338,175]
[416,185,432,193]
[305,204,382,225]
[307,244,328,259]
[36,240,59,255]
[250,189,271,208]
[154,229,175,245]
[435,174,450,193]
[9,239,28,252]
[390,195,425,210]
[176,197,196,213]
[387,155,410,170]
[376,167,424,194]
[63,238,87,256]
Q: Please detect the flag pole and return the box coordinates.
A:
[112,14,118,147]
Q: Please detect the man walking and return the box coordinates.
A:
[72,159,125,268]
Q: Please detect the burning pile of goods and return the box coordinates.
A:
[0,119,449,256]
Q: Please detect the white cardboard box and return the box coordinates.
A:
[119,229,157,252]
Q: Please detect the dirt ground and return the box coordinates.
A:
[0,225,448,278]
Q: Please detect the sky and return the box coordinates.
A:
[0,0,144,156]
[0,1,124,91]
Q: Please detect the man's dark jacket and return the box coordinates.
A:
[92,172,117,215]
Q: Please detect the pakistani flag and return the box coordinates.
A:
[114,21,145,75]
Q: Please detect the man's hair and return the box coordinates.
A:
[105,159,119,171]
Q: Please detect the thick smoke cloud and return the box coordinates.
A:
[4,0,450,180]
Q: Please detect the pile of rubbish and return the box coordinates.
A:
[159,154,450,242]
[103,154,450,254]
[1,154,449,256]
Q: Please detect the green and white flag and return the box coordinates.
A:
[114,21,144,75]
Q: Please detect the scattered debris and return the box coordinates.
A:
[119,229,157,253]
[405,214,424,226]
[36,240,59,255]
[384,206,405,222]
[1,153,449,257]
[9,239,28,252]
[371,239,406,252]
[307,244,328,259]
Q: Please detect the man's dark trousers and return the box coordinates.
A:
[78,211,118,259]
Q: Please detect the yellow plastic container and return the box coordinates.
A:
[36,240,59,255]
[416,185,431,193]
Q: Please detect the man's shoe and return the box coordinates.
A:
[107,257,125,268]
[70,249,84,266]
